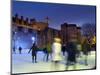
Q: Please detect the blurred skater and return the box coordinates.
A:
[62,44,66,56]
[43,42,52,62]
[28,43,37,63]
[43,47,48,61]
[52,37,62,70]
[65,41,77,70]
[18,46,22,54]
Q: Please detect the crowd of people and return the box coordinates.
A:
[13,37,93,70]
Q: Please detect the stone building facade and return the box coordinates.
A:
[12,14,81,49]
[61,23,81,45]
[12,14,61,49]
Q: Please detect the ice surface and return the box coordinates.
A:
[12,49,96,74]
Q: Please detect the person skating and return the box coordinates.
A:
[19,46,22,54]
[65,41,77,70]
[46,42,52,62]
[43,47,48,61]
[43,43,52,62]
[28,43,37,63]
[62,44,66,56]
[52,37,62,70]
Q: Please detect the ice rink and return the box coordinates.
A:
[12,49,96,74]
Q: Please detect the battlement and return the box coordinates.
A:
[12,14,48,31]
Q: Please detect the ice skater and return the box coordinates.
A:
[52,37,62,70]
[46,43,52,62]
[43,43,52,62]
[62,44,66,56]
[43,47,48,61]
[28,43,37,63]
[18,46,22,54]
[65,41,77,70]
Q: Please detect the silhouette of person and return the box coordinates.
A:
[52,37,62,70]
[65,41,77,70]
[43,47,48,61]
[19,46,22,54]
[43,43,52,62]
[28,43,37,63]
[62,44,66,56]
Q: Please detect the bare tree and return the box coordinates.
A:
[82,23,96,44]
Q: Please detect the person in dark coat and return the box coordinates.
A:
[28,43,37,63]
[43,43,52,62]
[43,47,48,61]
[19,46,22,54]
[62,44,66,56]
[65,41,77,70]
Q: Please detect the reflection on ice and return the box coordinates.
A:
[12,50,96,74]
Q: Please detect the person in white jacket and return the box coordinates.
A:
[52,37,62,70]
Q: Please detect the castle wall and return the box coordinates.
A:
[12,15,81,49]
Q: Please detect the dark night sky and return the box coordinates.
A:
[12,1,96,30]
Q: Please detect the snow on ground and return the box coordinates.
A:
[12,49,96,74]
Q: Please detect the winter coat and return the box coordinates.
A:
[62,45,66,52]
[32,46,37,55]
[52,42,62,61]
[66,42,77,62]
[28,45,37,56]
